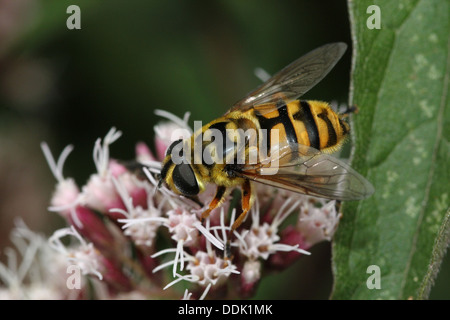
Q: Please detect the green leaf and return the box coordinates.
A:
[417,208,450,299]
[332,0,450,299]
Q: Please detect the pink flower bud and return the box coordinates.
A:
[116,172,148,210]
[240,260,261,298]
[81,174,126,217]
[101,257,133,293]
[135,142,156,162]
[155,137,169,162]
[70,205,115,254]
[108,160,128,177]
[269,225,308,269]
[50,178,80,218]
[135,248,161,285]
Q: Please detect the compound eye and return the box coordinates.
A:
[172,163,199,196]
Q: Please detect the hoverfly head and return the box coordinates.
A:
[160,139,201,196]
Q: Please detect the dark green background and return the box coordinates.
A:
[0,0,447,299]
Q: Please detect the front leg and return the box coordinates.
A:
[231,180,254,232]
[201,186,228,221]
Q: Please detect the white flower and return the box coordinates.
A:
[92,127,122,178]
[186,250,238,292]
[0,220,74,299]
[241,260,261,286]
[181,289,193,300]
[151,213,235,299]
[81,174,121,213]
[167,208,199,245]
[297,199,341,246]
[49,226,103,281]
[111,176,163,247]
[149,209,224,279]
[41,142,80,218]
[78,128,124,212]
[236,198,310,260]
[49,178,79,214]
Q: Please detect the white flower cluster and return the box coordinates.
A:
[0,110,341,300]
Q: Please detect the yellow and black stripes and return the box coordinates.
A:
[304,100,348,152]
[293,101,321,150]
[254,101,298,151]
[316,107,338,148]
[248,99,348,153]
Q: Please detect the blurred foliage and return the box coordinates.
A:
[0,0,447,299]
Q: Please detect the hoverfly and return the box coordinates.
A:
[159,42,374,232]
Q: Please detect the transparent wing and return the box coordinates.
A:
[237,143,374,201]
[228,42,347,113]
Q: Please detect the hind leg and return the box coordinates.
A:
[231,180,254,232]
[201,186,227,221]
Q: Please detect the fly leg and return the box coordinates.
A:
[231,180,254,232]
[225,180,254,258]
[201,186,227,222]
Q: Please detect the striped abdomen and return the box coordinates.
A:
[249,100,349,153]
